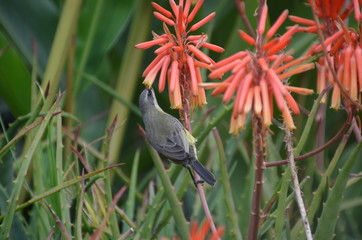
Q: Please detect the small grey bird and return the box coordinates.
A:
[139,88,216,186]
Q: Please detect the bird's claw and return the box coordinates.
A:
[194,180,204,187]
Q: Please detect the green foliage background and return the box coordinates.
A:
[0,0,361,239]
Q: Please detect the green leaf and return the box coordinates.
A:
[314,141,362,240]
[0,34,31,116]
[0,0,58,73]
[0,97,59,239]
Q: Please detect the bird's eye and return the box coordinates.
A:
[147,90,152,97]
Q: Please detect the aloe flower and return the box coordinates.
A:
[201,4,314,135]
[290,0,362,109]
[161,220,224,240]
[135,0,224,109]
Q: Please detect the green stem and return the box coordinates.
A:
[40,0,83,111]
[213,128,243,240]
[291,125,354,239]
[314,140,362,240]
[194,104,232,144]
[294,88,328,155]
[102,117,121,237]
[0,98,59,239]
[0,163,123,221]
[106,0,152,165]
[146,142,189,240]
[73,0,104,95]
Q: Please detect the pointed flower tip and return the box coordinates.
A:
[135,38,168,49]
[142,80,153,89]
[238,30,256,45]
[189,12,216,32]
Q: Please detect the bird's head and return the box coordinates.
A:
[139,88,159,115]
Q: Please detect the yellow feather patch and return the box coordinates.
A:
[185,130,197,144]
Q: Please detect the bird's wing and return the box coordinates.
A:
[150,121,191,162]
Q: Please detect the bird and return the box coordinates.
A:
[139,88,216,186]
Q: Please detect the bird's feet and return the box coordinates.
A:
[194,180,204,187]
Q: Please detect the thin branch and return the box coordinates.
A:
[259,194,278,225]
[297,103,311,116]
[194,174,220,240]
[266,110,352,167]
[44,202,71,240]
[90,186,127,240]
[285,130,313,240]
[179,67,219,239]
[118,228,135,240]
[352,117,362,142]
[234,0,256,38]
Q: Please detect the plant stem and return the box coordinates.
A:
[247,114,265,240]
[213,127,243,240]
[247,1,266,238]
[285,129,313,240]
[146,142,189,240]
[265,110,352,167]
[315,103,326,171]
[234,0,255,38]
[179,48,219,239]
[40,0,83,111]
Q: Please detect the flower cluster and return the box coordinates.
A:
[310,29,362,109]
[290,0,362,109]
[201,4,314,135]
[135,0,224,109]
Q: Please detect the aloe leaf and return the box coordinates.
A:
[314,141,362,240]
[40,0,83,111]
[0,33,31,116]
[146,141,189,240]
[0,163,123,221]
[213,128,243,239]
[0,97,59,239]
[123,149,140,232]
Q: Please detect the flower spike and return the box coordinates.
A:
[202,3,314,134]
[136,0,222,109]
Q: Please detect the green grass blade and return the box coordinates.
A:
[294,90,326,155]
[102,117,121,238]
[40,0,83,111]
[123,149,140,232]
[73,0,104,95]
[274,168,291,239]
[0,97,59,239]
[75,172,86,240]
[212,128,243,240]
[314,140,362,240]
[55,110,71,233]
[146,142,189,240]
[291,126,353,239]
[0,163,123,222]
[194,104,232,144]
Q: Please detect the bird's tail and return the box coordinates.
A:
[190,160,216,186]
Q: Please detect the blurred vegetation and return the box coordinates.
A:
[0,0,361,239]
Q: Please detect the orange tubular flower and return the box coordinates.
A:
[161,220,225,240]
[290,0,362,109]
[135,0,224,109]
[201,5,314,135]
[312,27,362,109]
